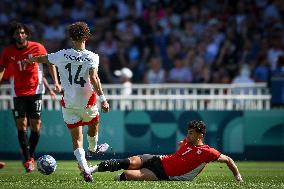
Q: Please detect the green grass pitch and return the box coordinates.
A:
[0,161,283,189]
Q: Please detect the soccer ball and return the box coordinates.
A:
[37,155,57,175]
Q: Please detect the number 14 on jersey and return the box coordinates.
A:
[64,63,86,87]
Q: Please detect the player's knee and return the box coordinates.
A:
[16,119,27,130]
[30,119,42,130]
[129,156,141,169]
[29,113,41,120]
[124,170,133,180]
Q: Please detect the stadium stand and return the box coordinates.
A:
[0,0,283,108]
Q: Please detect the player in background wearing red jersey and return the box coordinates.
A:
[1,66,57,99]
[0,22,60,173]
[91,120,243,182]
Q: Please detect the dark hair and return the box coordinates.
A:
[187,120,206,134]
[8,22,31,41]
[68,21,91,41]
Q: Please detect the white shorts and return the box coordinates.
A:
[62,105,99,129]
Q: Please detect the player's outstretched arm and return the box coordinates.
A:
[216,154,243,182]
[23,55,62,92]
[47,64,61,93]
[0,67,4,82]
[23,55,49,64]
[89,68,109,113]
[43,77,56,99]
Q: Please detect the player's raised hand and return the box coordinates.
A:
[101,101,109,113]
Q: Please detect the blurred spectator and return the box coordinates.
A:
[166,34,182,70]
[43,17,65,51]
[167,55,192,83]
[231,64,255,98]
[267,27,284,71]
[253,55,270,83]
[177,18,198,50]
[152,25,168,69]
[273,55,284,76]
[143,2,166,23]
[70,0,92,21]
[116,15,141,41]
[232,64,254,85]
[144,56,166,84]
[98,55,114,84]
[0,0,283,85]
[114,67,133,110]
[114,67,133,95]
[191,56,211,83]
[60,8,73,25]
[0,3,15,25]
[45,0,63,18]
[271,55,284,106]
[263,0,283,22]
[215,28,239,79]
[98,30,118,58]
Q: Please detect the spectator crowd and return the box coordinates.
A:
[0,0,283,85]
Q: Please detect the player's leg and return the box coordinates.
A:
[14,96,32,172]
[69,123,89,172]
[87,119,99,153]
[86,118,109,155]
[16,117,29,160]
[100,156,154,181]
[92,155,140,173]
[69,125,92,182]
[92,155,166,181]
[122,168,159,181]
[82,106,109,155]
[29,118,41,158]
[118,155,167,181]
[63,107,92,182]
[27,94,43,169]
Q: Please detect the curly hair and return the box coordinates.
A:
[8,22,31,41]
[187,120,206,134]
[68,21,91,41]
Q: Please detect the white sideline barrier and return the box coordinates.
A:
[0,83,271,111]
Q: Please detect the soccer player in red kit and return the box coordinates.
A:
[0,22,60,173]
[91,120,243,182]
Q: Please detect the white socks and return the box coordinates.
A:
[87,135,98,152]
[74,148,90,174]
[89,165,99,173]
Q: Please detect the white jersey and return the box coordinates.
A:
[48,48,99,108]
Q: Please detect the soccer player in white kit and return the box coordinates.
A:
[23,22,110,182]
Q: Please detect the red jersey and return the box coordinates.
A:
[0,41,47,96]
[161,140,221,181]
[2,63,12,80]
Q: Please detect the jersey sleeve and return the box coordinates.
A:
[89,53,99,70]
[0,49,9,68]
[205,147,221,163]
[2,64,12,80]
[37,43,47,56]
[48,50,65,66]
